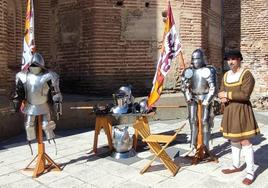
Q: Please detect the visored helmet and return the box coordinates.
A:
[118,86,134,105]
[119,86,132,98]
[191,49,206,69]
[30,53,45,68]
[112,86,134,114]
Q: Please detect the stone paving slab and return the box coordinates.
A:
[0,111,267,188]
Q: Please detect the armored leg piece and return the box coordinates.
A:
[202,125,210,149]
[24,115,36,141]
[28,141,33,155]
[42,120,56,141]
[202,105,211,149]
[188,102,198,148]
[53,138,57,155]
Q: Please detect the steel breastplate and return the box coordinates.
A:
[23,73,50,115]
[113,126,133,153]
[26,73,49,105]
[191,68,210,95]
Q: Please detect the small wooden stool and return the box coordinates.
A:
[24,115,61,178]
[93,115,113,153]
[133,115,151,150]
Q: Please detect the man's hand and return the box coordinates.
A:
[218,91,227,99]
[218,91,229,104]
[220,97,229,103]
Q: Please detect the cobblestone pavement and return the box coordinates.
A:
[0,111,267,188]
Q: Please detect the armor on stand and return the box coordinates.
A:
[112,126,136,159]
[12,53,62,144]
[181,49,217,151]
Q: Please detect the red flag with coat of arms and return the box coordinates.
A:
[147,1,182,107]
[21,0,35,71]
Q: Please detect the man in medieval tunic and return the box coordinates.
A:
[218,49,260,185]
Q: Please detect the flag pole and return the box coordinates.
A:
[167,1,186,72]
[147,0,182,107]
[178,51,186,73]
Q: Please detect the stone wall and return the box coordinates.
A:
[0,0,223,98]
[0,0,224,140]
[1,0,267,97]
[223,0,268,96]
[0,0,24,96]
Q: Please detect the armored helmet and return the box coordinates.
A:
[112,86,134,114]
[118,86,134,105]
[30,53,45,68]
[139,98,149,114]
[119,86,132,100]
[191,49,206,69]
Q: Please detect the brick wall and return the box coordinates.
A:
[2,0,267,98]
[50,0,160,96]
[224,0,268,96]
[50,0,213,95]
[202,0,223,85]
[0,0,224,97]
[240,0,268,96]
[0,0,24,96]
[0,0,8,95]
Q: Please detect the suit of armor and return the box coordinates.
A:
[181,49,217,149]
[13,53,62,142]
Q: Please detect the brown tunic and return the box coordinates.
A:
[220,69,260,141]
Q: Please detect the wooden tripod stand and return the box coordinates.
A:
[191,101,218,165]
[24,115,61,178]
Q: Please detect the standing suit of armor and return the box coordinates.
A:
[13,53,62,142]
[181,49,217,149]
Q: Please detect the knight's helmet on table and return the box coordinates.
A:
[111,85,134,114]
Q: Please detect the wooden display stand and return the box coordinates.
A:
[191,101,218,165]
[24,116,61,178]
[133,115,151,150]
[93,115,113,153]
[93,112,155,153]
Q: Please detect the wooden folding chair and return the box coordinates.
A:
[133,120,186,176]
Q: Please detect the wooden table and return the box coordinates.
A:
[93,112,155,153]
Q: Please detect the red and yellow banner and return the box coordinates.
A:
[147,1,182,107]
[21,0,35,71]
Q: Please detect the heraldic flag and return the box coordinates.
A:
[147,1,182,107]
[21,0,35,71]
